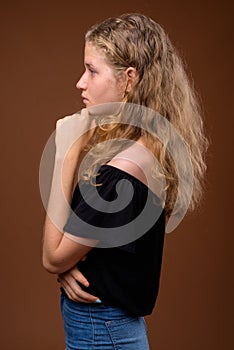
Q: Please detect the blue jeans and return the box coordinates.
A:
[60,293,150,349]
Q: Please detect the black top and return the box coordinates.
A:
[63,164,165,316]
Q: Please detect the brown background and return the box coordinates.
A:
[1,0,233,349]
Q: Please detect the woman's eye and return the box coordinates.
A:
[88,68,96,76]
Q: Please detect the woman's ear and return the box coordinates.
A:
[124,67,139,93]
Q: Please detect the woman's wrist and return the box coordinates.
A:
[55,146,83,167]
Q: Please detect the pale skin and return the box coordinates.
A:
[43,41,140,302]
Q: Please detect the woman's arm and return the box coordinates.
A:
[43,216,93,274]
[42,111,96,274]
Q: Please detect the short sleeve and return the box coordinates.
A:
[63,165,163,248]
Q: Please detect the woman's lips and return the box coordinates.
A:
[81,95,89,104]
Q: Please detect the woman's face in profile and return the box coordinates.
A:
[76,42,124,107]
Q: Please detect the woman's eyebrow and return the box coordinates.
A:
[84,62,96,69]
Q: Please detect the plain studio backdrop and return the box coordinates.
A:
[1,1,233,349]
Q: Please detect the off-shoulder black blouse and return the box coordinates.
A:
[63,164,165,316]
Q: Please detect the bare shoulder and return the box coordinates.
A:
[106,139,163,198]
[106,158,148,185]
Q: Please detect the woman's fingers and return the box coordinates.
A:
[58,269,99,303]
[70,267,89,287]
[55,110,97,159]
[62,280,98,303]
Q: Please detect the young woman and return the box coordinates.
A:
[42,13,208,349]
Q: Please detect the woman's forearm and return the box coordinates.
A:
[42,150,83,271]
[47,155,77,226]
[42,111,97,273]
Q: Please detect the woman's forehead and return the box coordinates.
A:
[84,42,109,66]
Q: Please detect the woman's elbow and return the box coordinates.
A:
[42,255,64,274]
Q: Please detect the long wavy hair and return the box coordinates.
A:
[80,13,208,217]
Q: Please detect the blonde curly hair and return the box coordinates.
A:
[80,13,208,217]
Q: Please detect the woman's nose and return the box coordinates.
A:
[76,73,87,90]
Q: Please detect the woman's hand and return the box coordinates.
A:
[55,108,96,161]
[58,265,100,303]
